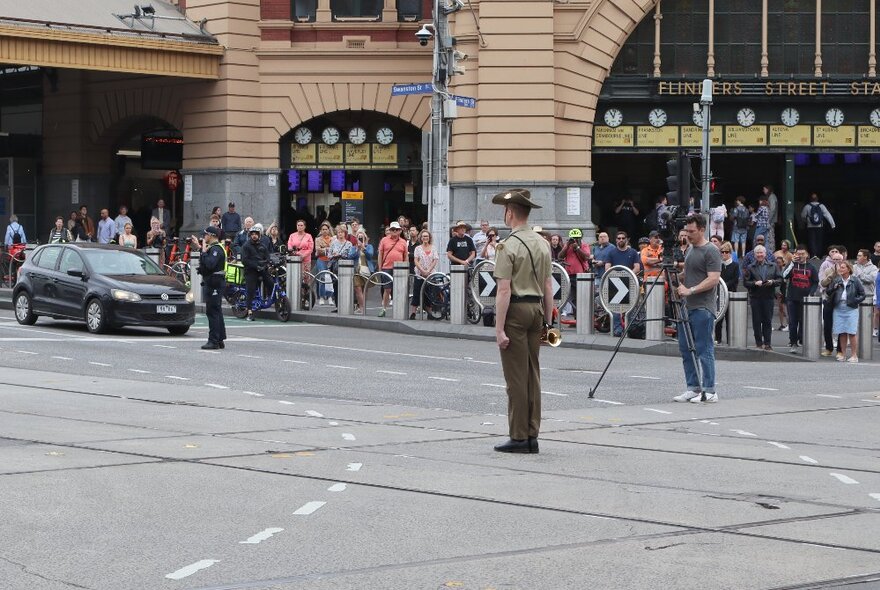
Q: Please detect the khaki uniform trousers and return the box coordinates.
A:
[499,301,544,440]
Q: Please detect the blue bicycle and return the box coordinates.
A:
[228,253,291,322]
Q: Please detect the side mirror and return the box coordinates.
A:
[67,269,85,279]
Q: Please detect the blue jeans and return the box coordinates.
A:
[316,259,329,298]
[678,307,716,393]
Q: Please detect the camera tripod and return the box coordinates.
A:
[588,261,705,401]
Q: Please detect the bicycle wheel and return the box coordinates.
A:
[0,254,11,288]
[276,296,291,322]
[231,290,250,318]
[169,261,190,284]
[7,251,25,287]
[466,297,482,324]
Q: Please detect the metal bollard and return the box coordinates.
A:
[645,275,665,341]
[450,264,467,325]
[145,247,160,267]
[287,256,302,312]
[392,261,409,320]
[728,291,748,349]
[337,259,354,316]
[858,301,874,361]
[189,252,202,305]
[802,296,822,360]
[575,273,594,335]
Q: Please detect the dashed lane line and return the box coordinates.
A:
[630,375,661,380]
[428,376,459,382]
[242,391,265,397]
[870,493,880,502]
[830,473,860,485]
[377,370,407,375]
[346,463,363,472]
[767,442,791,449]
[51,356,72,361]
[592,398,624,405]
[306,410,324,418]
[239,528,284,545]
[165,375,190,381]
[326,364,356,370]
[800,456,819,464]
[16,350,38,355]
[341,433,356,441]
[481,383,505,389]
[644,408,672,415]
[816,394,843,399]
[128,369,150,374]
[328,483,347,492]
[542,391,568,397]
[204,383,229,390]
[89,361,111,367]
[278,401,295,405]
[284,359,307,364]
[153,344,176,349]
[165,560,220,580]
[238,354,263,359]
[730,429,758,437]
[743,386,779,391]
[293,501,326,516]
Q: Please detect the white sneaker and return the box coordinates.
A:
[874,329,879,338]
[847,356,859,363]
[673,391,702,403]
[690,392,718,403]
[319,297,326,305]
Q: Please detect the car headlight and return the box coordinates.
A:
[185,291,195,303]
[111,289,141,302]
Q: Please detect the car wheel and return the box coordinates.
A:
[85,298,109,334]
[167,325,190,336]
[14,291,37,325]
[276,296,291,322]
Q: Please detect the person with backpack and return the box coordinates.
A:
[709,202,727,240]
[4,214,27,249]
[800,192,835,261]
[729,196,749,259]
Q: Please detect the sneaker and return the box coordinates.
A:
[246,314,255,322]
[820,350,833,357]
[690,392,718,403]
[847,356,859,363]
[874,329,879,337]
[765,345,773,351]
[780,325,788,332]
[836,353,845,362]
[673,390,702,403]
[789,345,798,354]
[378,308,386,317]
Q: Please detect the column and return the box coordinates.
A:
[392,262,409,320]
[760,0,769,77]
[707,0,715,77]
[784,155,796,245]
[645,276,665,341]
[575,273,594,335]
[337,260,354,316]
[287,255,302,312]
[189,252,202,305]
[802,296,822,359]
[815,0,823,77]
[653,3,662,77]
[727,291,748,349]
[450,265,467,325]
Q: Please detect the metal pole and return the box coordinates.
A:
[428,0,450,272]
[858,301,874,361]
[728,291,748,349]
[189,252,202,305]
[392,261,409,320]
[450,264,467,325]
[802,295,822,360]
[701,101,711,214]
[287,255,302,312]
[337,259,354,316]
[575,273,594,335]
[645,275,665,341]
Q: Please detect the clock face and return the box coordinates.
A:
[293,127,312,145]
[648,108,667,128]
[603,108,623,128]
[870,108,880,128]
[825,107,844,127]
[780,107,800,127]
[736,107,756,127]
[321,126,340,145]
[692,110,704,127]
[348,127,367,145]
[376,127,394,145]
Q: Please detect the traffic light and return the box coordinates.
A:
[665,152,690,207]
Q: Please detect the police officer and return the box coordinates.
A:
[193,226,227,350]
[491,188,553,454]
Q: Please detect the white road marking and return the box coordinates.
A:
[328,483,347,492]
[481,383,506,389]
[284,359,307,364]
[346,463,362,472]
[830,473,859,485]
[377,370,407,375]
[278,401,295,405]
[51,356,72,361]
[153,344,176,349]
[306,410,324,418]
[326,364,355,370]
[16,350,38,355]
[800,456,819,464]
[328,421,339,426]
[469,360,497,365]
[542,391,568,397]
[592,398,623,405]
[743,386,779,391]
[730,429,758,437]
[428,376,458,382]
[128,369,150,374]
[816,394,842,399]
[293,501,326,515]
[481,422,495,425]
[165,375,190,381]
[630,375,661,380]
[243,391,265,397]
[89,361,111,367]
[341,433,356,441]
[204,383,229,390]
[238,354,263,359]
[644,408,672,415]
[869,493,880,502]
[767,441,791,449]
[860,399,880,403]
[239,528,284,544]
[165,560,220,580]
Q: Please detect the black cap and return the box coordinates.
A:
[228,202,235,207]
[204,226,220,236]
[648,230,660,238]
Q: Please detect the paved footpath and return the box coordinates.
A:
[1,364,879,589]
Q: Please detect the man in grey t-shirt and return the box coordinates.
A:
[673,214,722,404]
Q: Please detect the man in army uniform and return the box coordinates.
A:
[192,226,227,350]
[492,188,554,454]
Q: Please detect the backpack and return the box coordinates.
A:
[733,206,749,229]
[644,207,659,232]
[10,223,22,244]
[808,203,823,226]
[711,207,725,223]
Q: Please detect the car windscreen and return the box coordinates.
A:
[80,249,165,276]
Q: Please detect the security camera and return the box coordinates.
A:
[441,0,464,14]
[415,24,434,46]
[700,79,713,105]
[453,49,468,61]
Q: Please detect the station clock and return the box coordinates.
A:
[692,110,704,127]
[736,107,756,128]
[647,108,667,128]
[293,127,312,145]
[780,107,800,127]
[348,126,367,145]
[870,108,880,128]
[603,108,623,128]
[825,107,844,128]
[321,126,341,145]
[375,127,395,145]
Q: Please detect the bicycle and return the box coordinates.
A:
[0,245,27,288]
[226,253,291,321]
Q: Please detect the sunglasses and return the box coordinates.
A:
[487,234,496,238]
[721,250,731,253]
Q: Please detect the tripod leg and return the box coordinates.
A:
[666,268,705,400]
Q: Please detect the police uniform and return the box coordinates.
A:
[199,227,227,349]
[492,189,552,454]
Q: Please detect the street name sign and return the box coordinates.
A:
[392,83,433,96]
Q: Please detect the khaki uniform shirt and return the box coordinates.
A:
[494,227,552,297]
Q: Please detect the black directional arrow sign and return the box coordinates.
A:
[478,271,497,297]
[599,265,640,315]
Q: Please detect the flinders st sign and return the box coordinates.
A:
[657,79,880,98]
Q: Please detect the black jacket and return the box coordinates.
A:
[743,259,781,299]
[781,261,818,302]
[720,260,740,292]
[827,275,866,308]
[241,239,270,274]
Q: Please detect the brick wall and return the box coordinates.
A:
[261,0,291,20]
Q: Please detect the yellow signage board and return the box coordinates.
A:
[769,125,811,146]
[371,144,398,166]
[345,144,370,166]
[858,126,880,147]
[341,191,364,201]
[814,125,855,147]
[725,125,767,146]
[680,125,722,147]
[291,144,316,165]
[594,126,634,147]
[636,126,678,147]
[318,143,344,165]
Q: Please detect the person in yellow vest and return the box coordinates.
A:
[491,188,553,454]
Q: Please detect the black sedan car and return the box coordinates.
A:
[12,243,194,334]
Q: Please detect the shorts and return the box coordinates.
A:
[731,229,747,244]
[380,268,394,293]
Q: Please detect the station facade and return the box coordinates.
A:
[1,0,877,251]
